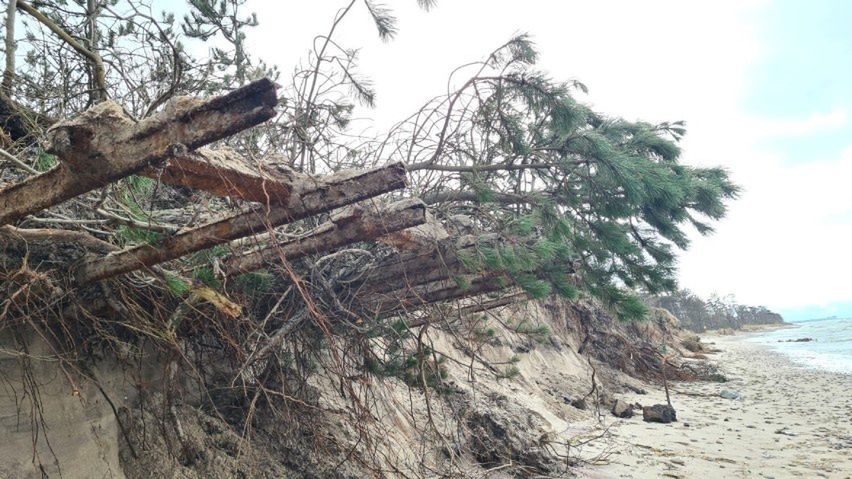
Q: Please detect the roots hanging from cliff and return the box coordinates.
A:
[0,88,715,479]
[567,300,718,383]
[1,207,731,479]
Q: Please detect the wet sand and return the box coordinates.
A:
[577,332,852,478]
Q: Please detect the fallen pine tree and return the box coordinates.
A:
[0,2,740,477]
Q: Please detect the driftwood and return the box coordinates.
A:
[0,78,277,225]
[75,163,408,283]
[224,198,427,275]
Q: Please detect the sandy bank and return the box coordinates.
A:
[577,332,852,478]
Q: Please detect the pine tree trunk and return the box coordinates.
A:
[75,163,408,283]
[354,234,498,294]
[140,148,307,205]
[224,198,427,275]
[359,274,512,319]
[0,78,277,225]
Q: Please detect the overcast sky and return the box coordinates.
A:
[244,0,852,321]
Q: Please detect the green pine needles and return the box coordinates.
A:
[396,35,739,321]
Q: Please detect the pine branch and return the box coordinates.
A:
[16,0,107,101]
[363,1,398,41]
[2,0,16,95]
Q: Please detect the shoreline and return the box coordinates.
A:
[577,330,852,478]
[704,322,798,336]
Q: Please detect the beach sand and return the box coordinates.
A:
[576,331,852,478]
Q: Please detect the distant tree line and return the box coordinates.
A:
[648,290,783,332]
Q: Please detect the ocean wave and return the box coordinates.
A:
[747,317,852,375]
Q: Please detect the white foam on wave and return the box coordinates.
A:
[747,317,852,375]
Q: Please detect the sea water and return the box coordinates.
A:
[746,317,852,375]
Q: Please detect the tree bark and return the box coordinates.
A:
[359,274,512,319]
[354,234,498,295]
[85,0,103,103]
[140,148,306,205]
[0,224,116,254]
[75,162,408,283]
[0,78,277,225]
[224,198,427,275]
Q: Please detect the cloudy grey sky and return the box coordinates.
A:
[244,0,852,321]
